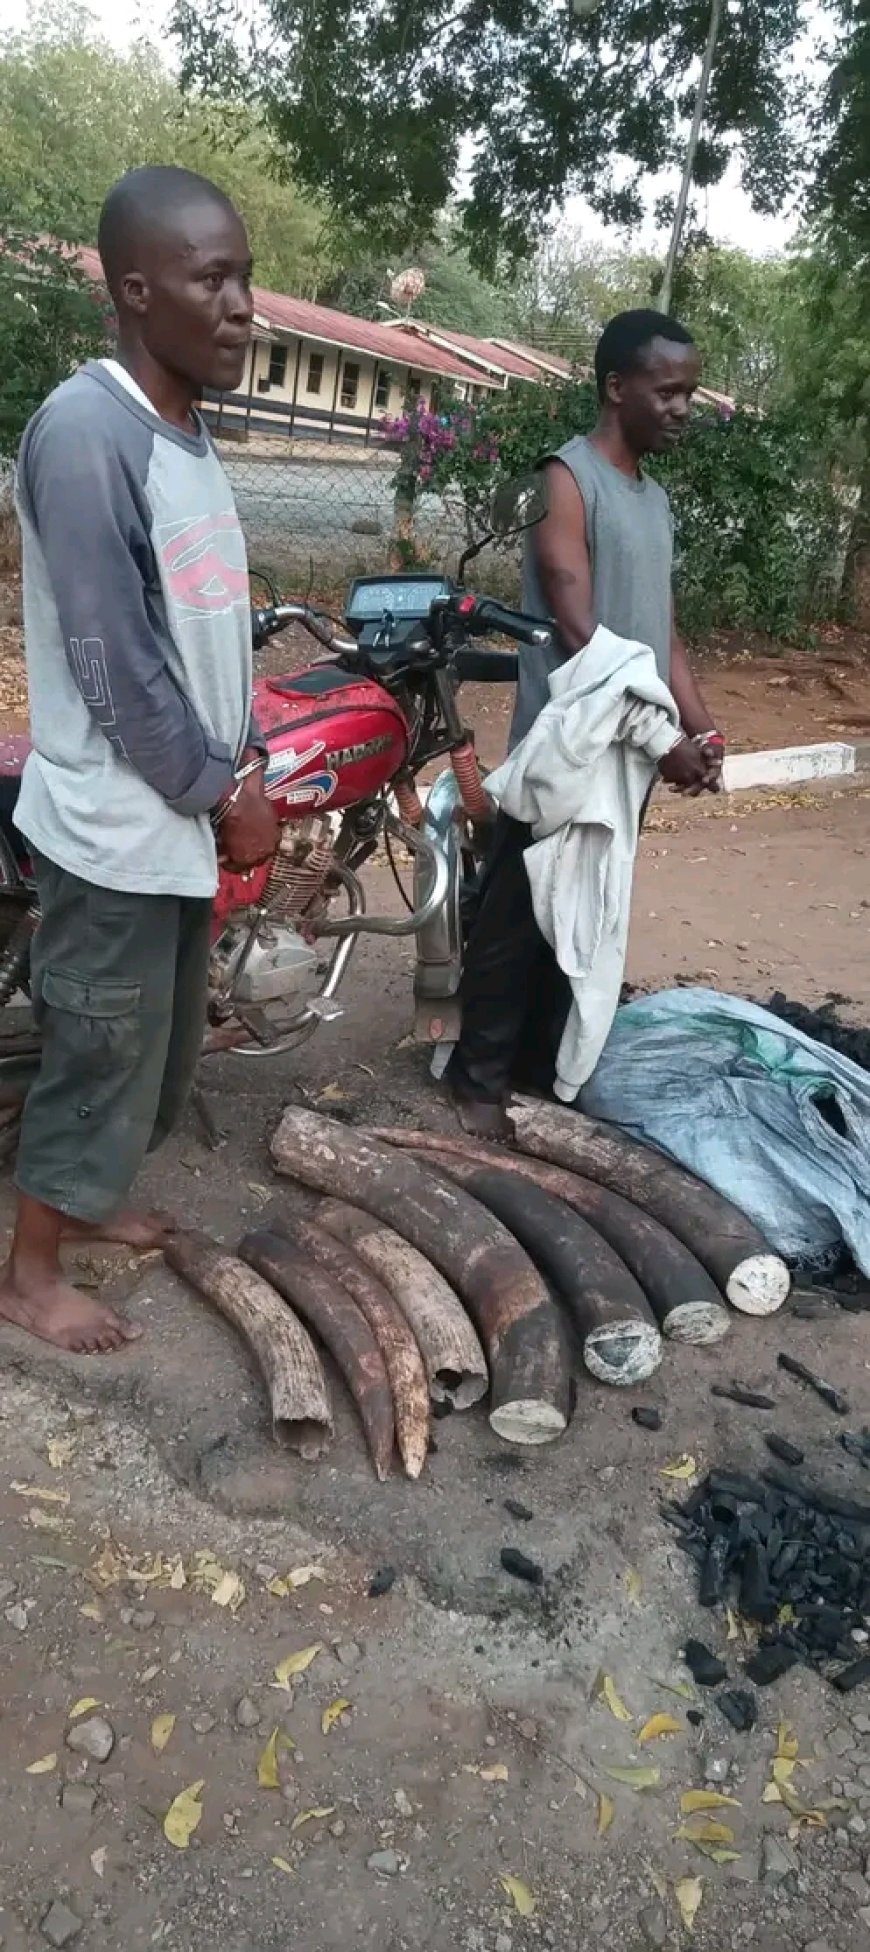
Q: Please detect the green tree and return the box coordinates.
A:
[174,0,803,267]
[318,226,512,333]
[506,231,661,359]
[671,243,788,407]
[0,4,331,296]
[0,216,110,458]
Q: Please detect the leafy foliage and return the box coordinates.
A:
[173,0,804,267]
[387,383,847,637]
[0,220,110,459]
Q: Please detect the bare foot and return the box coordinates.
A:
[447,1082,513,1143]
[0,1263,142,1354]
[62,1208,173,1251]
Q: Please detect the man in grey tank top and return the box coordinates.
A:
[447,309,724,1138]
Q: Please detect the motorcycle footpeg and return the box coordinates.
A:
[413,995,461,1045]
[306,996,344,1023]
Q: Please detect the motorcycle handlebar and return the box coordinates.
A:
[252,603,356,657]
[463,597,553,650]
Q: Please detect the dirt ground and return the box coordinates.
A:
[3,592,870,1947]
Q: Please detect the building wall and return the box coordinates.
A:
[202,330,490,443]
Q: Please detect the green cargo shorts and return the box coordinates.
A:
[15,852,213,1223]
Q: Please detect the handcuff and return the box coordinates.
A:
[211,753,268,832]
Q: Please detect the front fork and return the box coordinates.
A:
[393,670,492,829]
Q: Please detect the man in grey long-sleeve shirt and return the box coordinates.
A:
[0,165,278,1354]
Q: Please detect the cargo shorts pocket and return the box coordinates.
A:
[39,968,143,1077]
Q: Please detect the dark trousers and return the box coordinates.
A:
[447,812,571,1104]
[15,852,212,1222]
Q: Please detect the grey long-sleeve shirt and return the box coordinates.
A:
[14,360,254,896]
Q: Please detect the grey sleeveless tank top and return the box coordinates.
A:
[511,434,674,748]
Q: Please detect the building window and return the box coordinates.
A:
[340,360,360,410]
[307,351,324,395]
[267,343,288,389]
[375,368,392,410]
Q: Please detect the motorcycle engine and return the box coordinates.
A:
[210,815,337,1007]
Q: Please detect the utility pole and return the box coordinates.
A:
[659,0,724,314]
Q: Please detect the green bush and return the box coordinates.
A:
[387,382,848,640]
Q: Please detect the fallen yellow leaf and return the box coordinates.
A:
[772,1756,796,1786]
[680,1790,741,1814]
[168,1558,186,1591]
[499,1875,535,1918]
[691,1843,741,1864]
[639,1713,682,1745]
[675,1818,735,1846]
[163,1779,204,1850]
[211,1571,245,1612]
[725,1606,740,1641]
[290,1805,335,1831]
[80,1602,103,1622]
[597,1792,615,1836]
[151,1714,176,1755]
[596,1672,633,1722]
[271,1855,295,1875]
[778,1603,796,1625]
[47,1436,77,1469]
[257,1727,296,1789]
[604,1765,660,1790]
[480,1762,509,1783]
[626,1568,643,1603]
[321,1697,351,1735]
[286,1564,326,1589]
[675,1875,703,1933]
[274,1643,322,1690]
[660,1454,697,1481]
[90,1847,107,1879]
[776,1720,799,1762]
[26,1752,57,1775]
[68,1696,102,1721]
[649,1868,668,1903]
[654,1677,696,1702]
[10,1482,69,1504]
[762,1782,783,1805]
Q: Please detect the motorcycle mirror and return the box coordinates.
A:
[490,471,548,537]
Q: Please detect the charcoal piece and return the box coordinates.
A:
[739,1543,777,1624]
[831,1654,870,1693]
[790,1294,829,1320]
[501,1547,543,1586]
[632,1406,662,1431]
[716,1688,757,1732]
[368,1566,396,1597]
[707,1470,767,1504]
[763,1467,870,1527]
[771,1541,801,1582]
[687,1709,703,1727]
[835,1293,870,1313]
[765,1434,805,1468]
[840,1432,870,1467]
[504,1498,534,1522]
[699,1534,731,1608]
[683,1638,728,1687]
[744,1643,799,1685]
[711,1384,776,1410]
[659,1502,698,1536]
[707,1495,741,1527]
[777,1352,850,1416]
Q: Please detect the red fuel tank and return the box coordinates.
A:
[253,664,410,818]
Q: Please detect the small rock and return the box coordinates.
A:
[65,1716,115,1763]
[119,1608,134,1626]
[829,1726,856,1758]
[704,1755,730,1784]
[518,1718,537,1742]
[852,1816,869,1838]
[762,1834,798,1884]
[639,1902,667,1948]
[40,1902,83,1948]
[0,1578,18,1604]
[729,1853,760,1884]
[132,1609,156,1630]
[335,1641,362,1669]
[803,1941,837,1952]
[495,1937,512,1952]
[5,1603,28,1632]
[853,1715,870,1736]
[842,1872,869,1900]
[367,1849,401,1876]
[60,1782,98,1817]
[394,1789,414,1818]
[860,1912,870,1933]
[329,1818,347,1839]
[192,1713,217,1735]
[234,1697,261,1729]
[859,1767,870,1789]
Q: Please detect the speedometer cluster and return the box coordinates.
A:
[345,574,452,623]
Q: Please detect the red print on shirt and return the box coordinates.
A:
[160,512,248,616]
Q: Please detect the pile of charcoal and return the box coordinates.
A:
[663,1460,870,1709]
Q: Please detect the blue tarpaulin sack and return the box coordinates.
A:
[580,987,870,1273]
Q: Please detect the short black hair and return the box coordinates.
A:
[97,165,237,296]
[594,309,695,402]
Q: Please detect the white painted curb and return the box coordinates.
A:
[723,741,857,792]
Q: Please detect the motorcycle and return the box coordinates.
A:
[0,475,550,1081]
